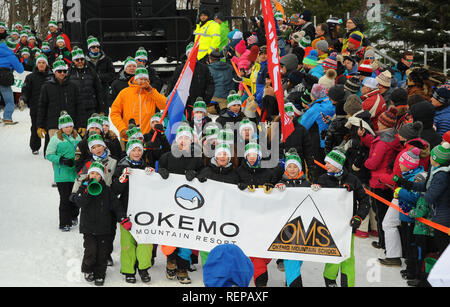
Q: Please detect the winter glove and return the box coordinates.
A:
[392,176,413,190]
[197,174,207,183]
[247,185,257,193]
[275,183,286,192]
[233,75,243,83]
[144,167,155,175]
[185,170,197,182]
[37,128,47,139]
[78,128,86,137]
[399,201,412,214]
[120,217,132,231]
[311,184,321,192]
[153,123,164,134]
[119,167,131,183]
[238,183,247,191]
[343,183,353,192]
[349,215,362,230]
[158,168,169,180]
[263,183,274,194]
[393,187,402,199]
[59,156,74,167]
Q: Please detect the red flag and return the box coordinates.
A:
[261,0,294,142]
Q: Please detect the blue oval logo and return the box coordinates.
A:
[174,185,205,210]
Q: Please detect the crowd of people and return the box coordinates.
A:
[0,0,449,288]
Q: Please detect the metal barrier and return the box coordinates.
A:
[423,44,449,76]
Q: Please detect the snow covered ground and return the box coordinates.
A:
[0,109,408,287]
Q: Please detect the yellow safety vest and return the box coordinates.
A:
[194,20,221,60]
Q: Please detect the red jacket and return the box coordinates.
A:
[378,138,431,188]
[363,128,403,189]
[361,89,386,132]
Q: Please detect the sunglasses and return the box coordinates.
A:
[90,46,100,50]
[365,57,374,60]
[74,58,85,62]
[55,70,67,74]
[136,59,147,63]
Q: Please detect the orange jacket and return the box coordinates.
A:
[110,77,167,137]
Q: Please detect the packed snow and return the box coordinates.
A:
[0,109,408,287]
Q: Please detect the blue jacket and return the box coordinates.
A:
[208,61,234,99]
[434,105,450,137]
[412,166,450,227]
[391,63,411,88]
[398,166,425,223]
[0,42,24,73]
[203,244,254,287]
[255,61,268,105]
[309,64,324,79]
[300,97,335,148]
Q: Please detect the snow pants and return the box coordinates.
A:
[82,233,113,279]
[284,260,303,287]
[120,226,153,275]
[250,257,271,287]
[382,203,402,258]
[323,235,355,287]
[56,182,78,228]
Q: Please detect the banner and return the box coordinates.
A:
[127,170,354,264]
[12,71,31,93]
[261,0,294,141]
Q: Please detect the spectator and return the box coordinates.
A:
[392,51,414,87]
[47,20,71,52]
[430,87,450,137]
[194,9,221,61]
[208,49,234,114]
[108,57,136,108]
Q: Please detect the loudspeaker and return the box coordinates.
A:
[199,0,232,17]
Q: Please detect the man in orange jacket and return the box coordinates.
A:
[110,67,167,142]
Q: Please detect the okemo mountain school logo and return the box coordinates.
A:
[174,185,205,211]
[268,195,341,257]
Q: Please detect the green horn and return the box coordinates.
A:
[87,179,102,196]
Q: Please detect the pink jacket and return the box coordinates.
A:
[363,128,403,189]
[232,49,251,73]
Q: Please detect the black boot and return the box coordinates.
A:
[324,277,337,287]
[139,269,151,283]
[379,257,402,267]
[125,274,136,284]
[94,278,105,286]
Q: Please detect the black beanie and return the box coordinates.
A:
[328,85,346,103]
[398,122,423,141]
[390,88,408,106]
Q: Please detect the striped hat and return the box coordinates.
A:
[215,143,232,159]
[322,52,338,70]
[52,57,68,72]
[151,112,163,124]
[239,118,255,136]
[35,54,48,65]
[124,56,137,70]
[244,142,262,158]
[303,49,318,66]
[126,139,144,157]
[358,60,373,77]
[88,161,105,180]
[217,129,234,145]
[88,133,106,151]
[71,46,85,60]
[175,123,193,142]
[185,42,194,56]
[325,149,347,171]
[348,33,363,48]
[399,147,420,170]
[432,87,450,106]
[285,148,302,171]
[9,28,19,36]
[101,115,109,127]
[58,111,74,129]
[430,142,450,165]
[19,30,28,38]
[48,20,58,28]
[86,116,104,132]
[41,41,51,52]
[284,102,295,117]
[376,70,392,88]
[205,124,220,141]
[135,47,148,61]
[193,98,207,114]
[126,126,144,140]
[134,67,149,80]
[227,90,242,108]
[87,36,100,49]
[301,89,312,105]
[378,106,398,128]
[20,47,30,56]
[56,35,65,45]
[344,76,361,94]
[0,22,6,30]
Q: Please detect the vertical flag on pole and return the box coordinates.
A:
[155,38,200,144]
[261,0,294,142]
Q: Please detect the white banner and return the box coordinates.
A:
[12,71,31,93]
[127,170,353,264]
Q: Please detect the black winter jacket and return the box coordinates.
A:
[37,76,86,129]
[143,129,171,167]
[324,116,349,155]
[74,182,125,235]
[198,160,239,184]
[236,160,277,186]
[158,144,204,175]
[67,63,106,116]
[317,169,370,227]
[21,67,52,117]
